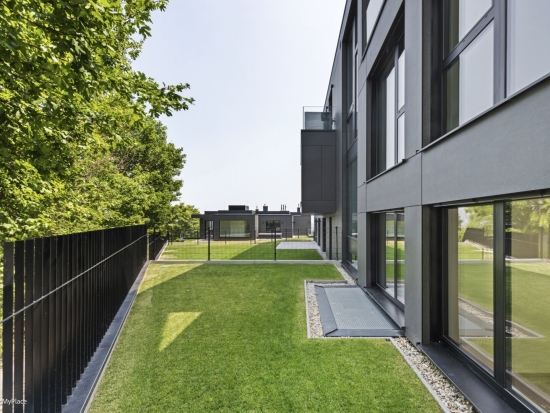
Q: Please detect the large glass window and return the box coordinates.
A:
[445,23,494,132]
[347,159,358,268]
[506,198,550,411]
[363,0,385,49]
[265,220,280,232]
[507,0,550,95]
[220,220,250,238]
[377,212,405,304]
[442,1,550,136]
[374,31,405,175]
[447,205,494,372]
[346,18,358,149]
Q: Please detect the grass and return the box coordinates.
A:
[90,264,442,413]
[161,240,323,260]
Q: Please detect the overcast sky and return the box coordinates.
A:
[133,0,346,213]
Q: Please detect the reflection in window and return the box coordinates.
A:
[375,35,405,175]
[507,0,550,95]
[364,0,385,46]
[347,160,358,268]
[447,205,494,372]
[265,220,281,232]
[506,198,550,412]
[220,220,251,238]
[377,212,405,304]
[445,23,494,132]
[446,0,492,54]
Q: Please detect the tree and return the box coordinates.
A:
[0,0,193,242]
[169,203,200,239]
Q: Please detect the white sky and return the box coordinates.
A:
[132,0,346,213]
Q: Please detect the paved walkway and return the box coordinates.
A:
[276,241,321,250]
[315,285,403,337]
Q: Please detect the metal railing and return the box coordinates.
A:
[2,225,148,413]
[160,225,343,261]
[148,231,168,261]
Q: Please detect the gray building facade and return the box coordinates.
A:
[302,1,550,412]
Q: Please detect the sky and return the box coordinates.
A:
[132,0,346,213]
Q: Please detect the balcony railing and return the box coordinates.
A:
[303,106,334,130]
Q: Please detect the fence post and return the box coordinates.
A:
[273,229,277,261]
[336,226,339,261]
[197,230,199,245]
[225,231,227,245]
[329,224,333,260]
[208,227,211,261]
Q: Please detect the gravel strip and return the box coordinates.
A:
[392,338,475,413]
[305,264,475,412]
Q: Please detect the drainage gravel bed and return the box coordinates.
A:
[305,265,475,413]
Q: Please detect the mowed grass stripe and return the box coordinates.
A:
[90,264,442,413]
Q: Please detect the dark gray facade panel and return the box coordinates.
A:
[422,81,550,204]
[357,85,367,184]
[321,146,336,200]
[404,0,423,158]
[366,153,422,211]
[301,146,323,201]
[301,131,336,214]
[404,206,422,345]
[302,201,336,215]
[364,0,403,78]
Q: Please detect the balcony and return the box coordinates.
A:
[303,106,335,130]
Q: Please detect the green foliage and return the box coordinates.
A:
[169,203,200,238]
[0,0,194,244]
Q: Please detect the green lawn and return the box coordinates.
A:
[458,242,493,260]
[161,240,323,260]
[90,264,442,413]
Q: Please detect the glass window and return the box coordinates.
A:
[507,0,550,95]
[447,205,494,372]
[446,0,492,54]
[347,160,358,268]
[374,34,405,175]
[220,220,251,238]
[506,198,550,411]
[377,212,405,304]
[385,67,396,169]
[445,23,494,132]
[364,0,385,46]
[265,220,281,232]
[346,19,357,149]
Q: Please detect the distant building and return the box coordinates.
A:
[192,204,312,240]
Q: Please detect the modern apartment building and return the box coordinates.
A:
[301,1,550,411]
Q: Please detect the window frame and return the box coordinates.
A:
[362,0,386,54]
[371,15,405,177]
[440,198,550,413]
[440,0,507,135]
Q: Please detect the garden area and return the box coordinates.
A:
[90,264,442,412]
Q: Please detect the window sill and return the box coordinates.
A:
[364,286,405,327]
[366,158,407,184]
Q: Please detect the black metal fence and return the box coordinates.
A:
[1,225,148,413]
[148,231,168,260]
[159,225,343,261]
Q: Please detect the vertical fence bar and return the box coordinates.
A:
[55,236,62,412]
[208,227,211,261]
[61,235,69,405]
[13,241,24,413]
[274,229,277,261]
[329,220,333,260]
[41,238,51,412]
[336,226,339,261]
[47,237,57,412]
[3,242,14,413]
[24,239,34,410]
[33,238,43,412]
